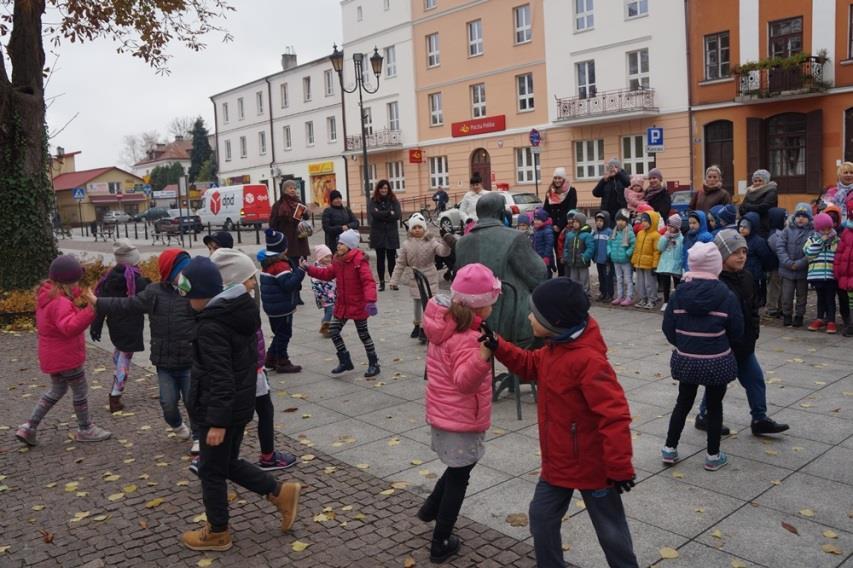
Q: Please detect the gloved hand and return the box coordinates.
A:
[477,322,498,352]
[90,329,101,342]
[607,476,636,494]
[366,303,378,317]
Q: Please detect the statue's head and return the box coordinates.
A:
[475,192,506,221]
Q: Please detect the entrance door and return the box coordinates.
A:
[846,108,853,163]
[470,148,491,190]
[704,120,734,186]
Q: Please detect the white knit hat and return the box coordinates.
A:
[312,244,332,261]
[113,239,140,266]
[210,248,257,288]
[338,229,360,250]
[553,167,567,179]
[407,213,427,231]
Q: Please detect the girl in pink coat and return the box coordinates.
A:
[417,263,500,564]
[16,255,111,447]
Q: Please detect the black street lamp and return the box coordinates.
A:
[330,44,383,203]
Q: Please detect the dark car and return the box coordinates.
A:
[133,207,170,222]
[154,213,203,235]
[670,189,693,230]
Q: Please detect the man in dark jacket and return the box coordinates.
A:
[592,159,629,226]
[177,257,301,552]
[322,190,359,250]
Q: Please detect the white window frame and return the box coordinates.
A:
[425,0,437,9]
[517,73,534,112]
[363,106,373,135]
[237,97,245,120]
[575,0,594,32]
[514,4,532,44]
[387,161,405,192]
[258,131,267,155]
[256,90,264,115]
[384,46,397,77]
[576,60,596,99]
[222,102,230,124]
[625,0,648,19]
[468,19,484,57]
[327,116,337,143]
[621,134,656,175]
[704,31,731,80]
[626,48,650,90]
[384,0,390,10]
[387,101,400,131]
[356,5,363,21]
[429,156,449,189]
[426,33,440,68]
[283,126,292,151]
[303,76,312,102]
[239,136,247,158]
[324,70,335,97]
[515,147,541,184]
[305,121,315,146]
[281,83,289,108]
[224,139,232,161]
[360,164,377,192]
[428,93,443,126]
[575,139,605,180]
[471,83,487,118]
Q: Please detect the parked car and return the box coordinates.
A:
[670,189,693,229]
[102,210,130,224]
[504,191,543,226]
[154,212,203,235]
[437,202,465,234]
[132,207,170,222]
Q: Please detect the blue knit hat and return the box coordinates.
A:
[533,208,550,222]
[718,204,737,226]
[517,213,531,226]
[265,228,288,254]
[178,257,223,300]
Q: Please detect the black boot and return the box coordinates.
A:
[751,418,790,436]
[430,535,461,564]
[378,281,386,292]
[783,315,793,327]
[844,324,853,337]
[694,414,731,436]
[364,353,381,378]
[418,327,427,345]
[792,315,804,328]
[410,325,420,339]
[417,498,439,523]
[331,351,354,375]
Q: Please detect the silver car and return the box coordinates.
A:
[102,210,130,224]
[505,191,543,226]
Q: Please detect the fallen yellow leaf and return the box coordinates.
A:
[391,481,408,490]
[176,480,190,487]
[291,540,310,552]
[193,513,207,523]
[730,560,747,568]
[822,529,838,539]
[672,471,684,479]
[70,511,91,522]
[711,529,723,539]
[0,545,10,554]
[301,454,316,462]
[313,513,330,522]
[410,459,423,465]
[341,505,353,511]
[145,498,164,509]
[562,543,572,551]
[574,500,586,510]
[198,558,215,567]
[356,463,370,470]
[388,437,401,447]
[103,474,120,482]
[821,543,842,555]
[122,484,138,494]
[32,505,45,511]
[64,481,79,492]
[379,489,395,496]
[505,513,529,527]
[108,493,125,502]
[799,508,815,518]
[659,547,679,559]
[93,514,110,522]
[403,556,416,567]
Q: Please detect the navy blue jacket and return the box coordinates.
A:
[532,220,555,262]
[662,278,744,358]
[740,212,777,280]
[259,259,306,317]
[682,211,714,271]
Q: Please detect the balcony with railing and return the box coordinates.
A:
[555,87,657,124]
[735,55,828,100]
[345,128,403,152]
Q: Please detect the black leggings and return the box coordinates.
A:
[658,274,681,303]
[814,280,837,322]
[375,247,397,282]
[839,286,851,324]
[329,317,376,357]
[666,382,727,455]
[422,463,476,542]
[255,393,275,455]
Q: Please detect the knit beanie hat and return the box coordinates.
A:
[752,169,771,184]
[158,249,191,282]
[312,244,332,261]
[714,229,747,261]
[178,256,223,300]
[211,248,257,288]
[667,214,682,230]
[203,231,234,249]
[113,239,141,266]
[329,190,343,202]
[566,209,578,223]
[49,254,84,284]
[265,228,288,254]
[552,167,567,179]
[648,168,664,180]
[529,277,590,335]
[640,212,652,225]
[338,228,360,250]
[687,241,723,277]
[630,174,645,187]
[407,212,427,231]
[573,212,588,227]
[793,202,813,220]
[718,204,737,226]
[450,263,501,308]
[517,213,531,226]
[615,208,630,222]
[533,208,550,222]
[814,213,834,231]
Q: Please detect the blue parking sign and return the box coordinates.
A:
[646,128,664,152]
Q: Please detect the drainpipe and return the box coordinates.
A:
[210,96,219,186]
[338,71,351,206]
[684,0,695,189]
[264,76,278,201]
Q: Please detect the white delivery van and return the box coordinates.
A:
[196,184,271,229]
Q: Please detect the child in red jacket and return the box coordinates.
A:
[479,277,638,568]
[17,255,111,446]
[302,229,381,377]
[834,206,853,336]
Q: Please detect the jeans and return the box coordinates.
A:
[529,478,638,568]
[766,270,782,314]
[813,280,837,322]
[157,367,196,437]
[670,382,727,455]
[636,269,658,304]
[199,425,277,531]
[699,353,767,421]
[781,277,808,317]
[375,247,397,282]
[596,262,614,298]
[322,305,334,323]
[613,263,633,300]
[268,314,294,359]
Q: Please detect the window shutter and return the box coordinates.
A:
[746,117,765,177]
[805,109,823,194]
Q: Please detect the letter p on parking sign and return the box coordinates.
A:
[646,127,664,153]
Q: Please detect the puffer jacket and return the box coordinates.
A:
[562,215,594,268]
[631,211,661,269]
[592,170,629,222]
[91,266,149,352]
[532,220,555,266]
[656,230,684,276]
[305,248,377,320]
[259,258,305,317]
[590,211,612,265]
[189,286,260,428]
[739,182,779,238]
[740,212,777,281]
[322,205,359,250]
[458,189,491,223]
[494,318,634,490]
[608,225,636,264]
[36,283,96,374]
[720,269,760,361]
[389,233,451,299]
[682,211,713,271]
[776,205,813,280]
[767,208,787,268]
[804,231,839,281]
[422,296,492,433]
[834,224,853,290]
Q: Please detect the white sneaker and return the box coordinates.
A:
[191,439,200,454]
[660,302,668,312]
[173,423,191,440]
[76,424,111,442]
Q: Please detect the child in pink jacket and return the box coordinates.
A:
[16,255,111,446]
[417,263,501,564]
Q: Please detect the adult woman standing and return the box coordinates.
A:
[689,165,732,213]
[270,180,311,262]
[322,190,359,250]
[739,169,779,238]
[368,180,402,291]
[592,158,629,225]
[644,168,672,220]
[543,167,577,276]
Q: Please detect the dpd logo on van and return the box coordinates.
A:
[245,192,255,205]
[210,191,222,215]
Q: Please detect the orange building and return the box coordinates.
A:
[688,0,853,210]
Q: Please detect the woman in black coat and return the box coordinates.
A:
[321,190,359,250]
[592,159,629,225]
[644,168,672,220]
[542,167,577,276]
[367,180,402,290]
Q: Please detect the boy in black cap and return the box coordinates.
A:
[479,278,637,568]
[177,256,301,551]
[204,231,234,255]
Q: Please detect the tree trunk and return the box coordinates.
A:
[0,0,58,290]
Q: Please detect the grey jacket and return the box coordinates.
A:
[774,221,812,280]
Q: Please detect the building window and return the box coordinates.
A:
[258,131,267,155]
[222,102,229,123]
[363,107,373,135]
[768,113,806,177]
[471,83,487,118]
[280,83,289,108]
[704,32,730,80]
[425,0,436,9]
[621,135,655,175]
[387,161,405,191]
[384,46,397,77]
[283,126,292,151]
[514,4,532,44]
[384,0,390,10]
[429,156,449,188]
[256,91,264,115]
[515,147,541,183]
[237,97,245,120]
[626,48,649,90]
[769,17,803,58]
[225,140,232,161]
[324,70,335,97]
[327,116,337,143]
[429,93,443,126]
[575,139,605,179]
[625,0,647,18]
[426,33,440,67]
[387,101,400,131]
[468,19,484,56]
[517,73,535,111]
[303,76,312,102]
[357,6,363,20]
[576,60,596,99]
[305,121,315,146]
[360,164,377,192]
[239,136,247,158]
[575,0,594,32]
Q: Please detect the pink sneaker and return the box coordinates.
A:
[620,298,633,307]
[610,297,622,305]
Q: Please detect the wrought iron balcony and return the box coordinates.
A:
[555,87,657,122]
[735,55,827,99]
[345,128,403,151]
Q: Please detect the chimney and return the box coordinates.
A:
[281,46,297,71]
[56,146,65,157]
[175,135,184,142]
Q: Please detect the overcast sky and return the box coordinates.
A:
[45,0,342,170]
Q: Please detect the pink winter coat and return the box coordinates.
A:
[422,296,492,433]
[834,227,853,290]
[36,282,96,374]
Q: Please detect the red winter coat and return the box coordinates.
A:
[305,248,377,320]
[494,318,634,490]
[36,282,96,374]
[834,227,853,290]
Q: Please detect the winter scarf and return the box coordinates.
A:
[95,264,142,298]
[547,184,568,205]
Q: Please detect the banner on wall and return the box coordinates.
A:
[310,174,337,207]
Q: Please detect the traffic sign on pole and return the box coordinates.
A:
[646,127,664,153]
[529,128,541,147]
[72,187,86,201]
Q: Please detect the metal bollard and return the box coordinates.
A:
[236,223,242,244]
[124,224,129,238]
[255,223,260,245]
[144,223,148,240]
[207,222,212,237]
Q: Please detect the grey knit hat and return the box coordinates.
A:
[714,229,747,260]
[113,239,140,266]
[338,228,360,250]
[210,248,257,288]
[752,169,771,184]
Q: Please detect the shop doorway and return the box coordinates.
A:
[470,148,491,190]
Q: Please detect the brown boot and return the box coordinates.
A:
[263,352,277,371]
[319,322,330,336]
[268,481,301,532]
[275,359,302,374]
[181,523,233,551]
[109,394,124,413]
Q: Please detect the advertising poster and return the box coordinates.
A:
[311,173,337,207]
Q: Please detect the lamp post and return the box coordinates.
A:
[329,44,383,205]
